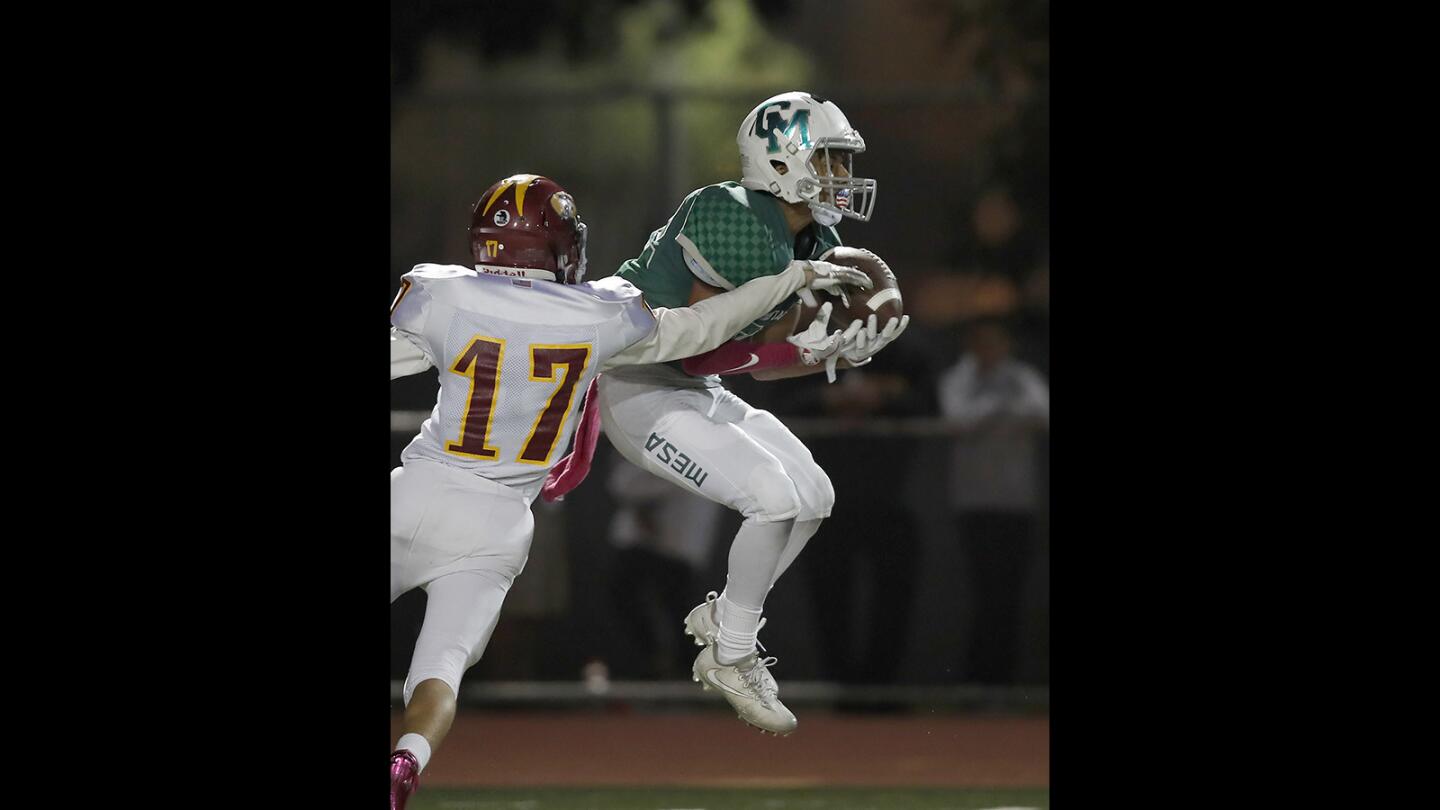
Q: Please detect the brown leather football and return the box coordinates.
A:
[799,246,903,331]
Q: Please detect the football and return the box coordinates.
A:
[800,246,903,331]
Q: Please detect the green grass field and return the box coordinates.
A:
[408,786,1049,809]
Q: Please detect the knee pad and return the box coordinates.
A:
[804,464,836,521]
[742,461,803,523]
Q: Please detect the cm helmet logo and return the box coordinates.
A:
[755,101,812,155]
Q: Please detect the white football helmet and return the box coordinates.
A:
[737,91,876,224]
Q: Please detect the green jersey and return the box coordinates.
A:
[616,182,842,343]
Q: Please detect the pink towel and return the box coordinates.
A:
[541,376,602,502]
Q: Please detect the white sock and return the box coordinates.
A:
[715,595,764,665]
[714,518,789,663]
[395,733,432,772]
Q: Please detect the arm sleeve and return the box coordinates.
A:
[390,328,433,379]
[681,340,800,376]
[389,271,437,379]
[601,263,807,370]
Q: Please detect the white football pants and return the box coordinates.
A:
[390,459,533,705]
[597,376,834,524]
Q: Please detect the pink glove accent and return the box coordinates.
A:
[681,341,800,376]
[541,376,602,502]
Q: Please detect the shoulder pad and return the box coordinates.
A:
[582,275,646,304]
[401,263,477,283]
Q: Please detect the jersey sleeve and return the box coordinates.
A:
[389,265,442,367]
[391,266,437,334]
[674,187,788,291]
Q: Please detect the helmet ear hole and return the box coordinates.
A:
[770,160,790,176]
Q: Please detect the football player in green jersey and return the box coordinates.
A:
[596,91,908,734]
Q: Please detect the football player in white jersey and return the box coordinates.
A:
[387,173,870,808]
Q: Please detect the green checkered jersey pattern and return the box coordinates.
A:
[615,182,842,342]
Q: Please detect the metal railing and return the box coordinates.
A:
[390,679,1049,712]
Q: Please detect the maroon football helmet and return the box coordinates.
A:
[469,174,588,284]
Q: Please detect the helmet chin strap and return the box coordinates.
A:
[808,203,843,228]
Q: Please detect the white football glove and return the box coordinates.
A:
[787,302,865,383]
[840,313,911,366]
[796,259,873,308]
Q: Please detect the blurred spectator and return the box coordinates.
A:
[931,184,1047,374]
[603,451,725,679]
[938,318,1048,684]
[956,185,1043,285]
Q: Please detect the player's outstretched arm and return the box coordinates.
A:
[601,262,865,369]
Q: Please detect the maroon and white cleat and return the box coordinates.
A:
[389,750,420,810]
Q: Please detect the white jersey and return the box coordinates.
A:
[391,264,655,498]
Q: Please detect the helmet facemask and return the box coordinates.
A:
[561,218,588,285]
[794,142,876,224]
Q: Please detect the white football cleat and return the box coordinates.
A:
[692,645,797,736]
[683,592,778,695]
[683,591,722,647]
